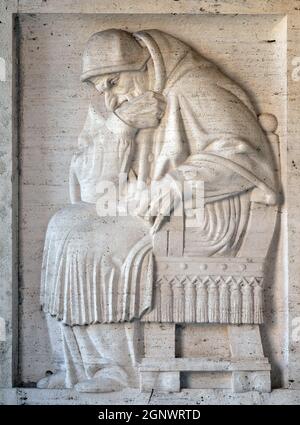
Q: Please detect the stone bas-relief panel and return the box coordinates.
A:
[18,14,287,392]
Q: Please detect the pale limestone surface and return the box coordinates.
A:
[17,13,286,390]
[2,388,300,406]
[1,0,300,405]
[0,0,18,389]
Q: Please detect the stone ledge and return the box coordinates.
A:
[140,357,271,372]
[1,388,300,405]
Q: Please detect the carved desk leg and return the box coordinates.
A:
[139,323,180,392]
[139,226,181,392]
[228,325,271,392]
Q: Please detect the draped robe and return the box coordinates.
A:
[41,30,277,326]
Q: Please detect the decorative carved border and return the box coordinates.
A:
[0,1,299,394]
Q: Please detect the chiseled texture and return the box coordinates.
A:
[33,27,279,394]
[13,6,294,398]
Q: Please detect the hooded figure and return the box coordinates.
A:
[38,29,277,391]
[81,29,276,204]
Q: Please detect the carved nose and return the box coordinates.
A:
[104,93,118,111]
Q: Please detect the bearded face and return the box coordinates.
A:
[89,68,149,112]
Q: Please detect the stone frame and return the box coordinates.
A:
[1,0,300,404]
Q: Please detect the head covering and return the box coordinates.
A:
[81,29,150,82]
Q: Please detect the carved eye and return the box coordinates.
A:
[108,75,120,88]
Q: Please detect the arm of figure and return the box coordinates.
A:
[137,156,255,234]
[69,163,81,204]
[135,171,183,234]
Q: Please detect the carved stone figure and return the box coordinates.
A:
[37,29,278,393]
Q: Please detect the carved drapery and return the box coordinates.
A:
[142,258,264,324]
[37,27,279,393]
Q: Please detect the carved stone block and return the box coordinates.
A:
[232,371,271,393]
[2,1,300,405]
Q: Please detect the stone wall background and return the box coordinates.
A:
[18,13,287,387]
